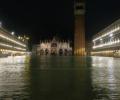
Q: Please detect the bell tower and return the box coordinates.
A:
[74,0,86,56]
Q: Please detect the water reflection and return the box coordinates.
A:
[30,56,93,100]
[0,56,120,100]
[91,56,120,100]
[0,56,31,99]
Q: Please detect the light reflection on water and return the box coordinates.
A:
[0,56,31,100]
[91,56,120,100]
[0,56,120,100]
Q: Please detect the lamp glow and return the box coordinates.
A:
[11,32,15,35]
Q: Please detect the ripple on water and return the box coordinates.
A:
[0,56,120,100]
[0,56,31,100]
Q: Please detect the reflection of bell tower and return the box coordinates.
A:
[74,0,86,56]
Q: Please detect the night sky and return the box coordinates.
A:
[0,0,120,44]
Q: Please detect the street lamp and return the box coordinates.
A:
[18,36,21,39]
[110,33,113,37]
[26,37,29,40]
[11,32,15,35]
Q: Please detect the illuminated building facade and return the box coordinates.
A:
[0,26,29,57]
[32,37,72,56]
[74,0,86,56]
[86,40,92,56]
[91,19,120,57]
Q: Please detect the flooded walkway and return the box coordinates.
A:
[0,56,120,100]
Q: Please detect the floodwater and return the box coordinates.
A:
[0,56,120,100]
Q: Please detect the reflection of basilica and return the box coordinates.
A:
[32,37,72,56]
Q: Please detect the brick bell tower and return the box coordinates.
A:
[74,0,86,56]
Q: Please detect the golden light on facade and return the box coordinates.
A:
[18,36,21,39]
[91,50,120,57]
[0,33,26,47]
[0,24,29,56]
[0,42,26,51]
[93,27,120,42]
[26,37,29,40]
[0,48,27,54]
[0,43,12,48]
[14,47,26,51]
[93,39,120,49]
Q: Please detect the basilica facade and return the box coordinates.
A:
[32,37,72,56]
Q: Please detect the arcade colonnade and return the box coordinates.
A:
[91,19,120,57]
[0,26,28,57]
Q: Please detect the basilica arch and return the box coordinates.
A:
[37,37,72,56]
